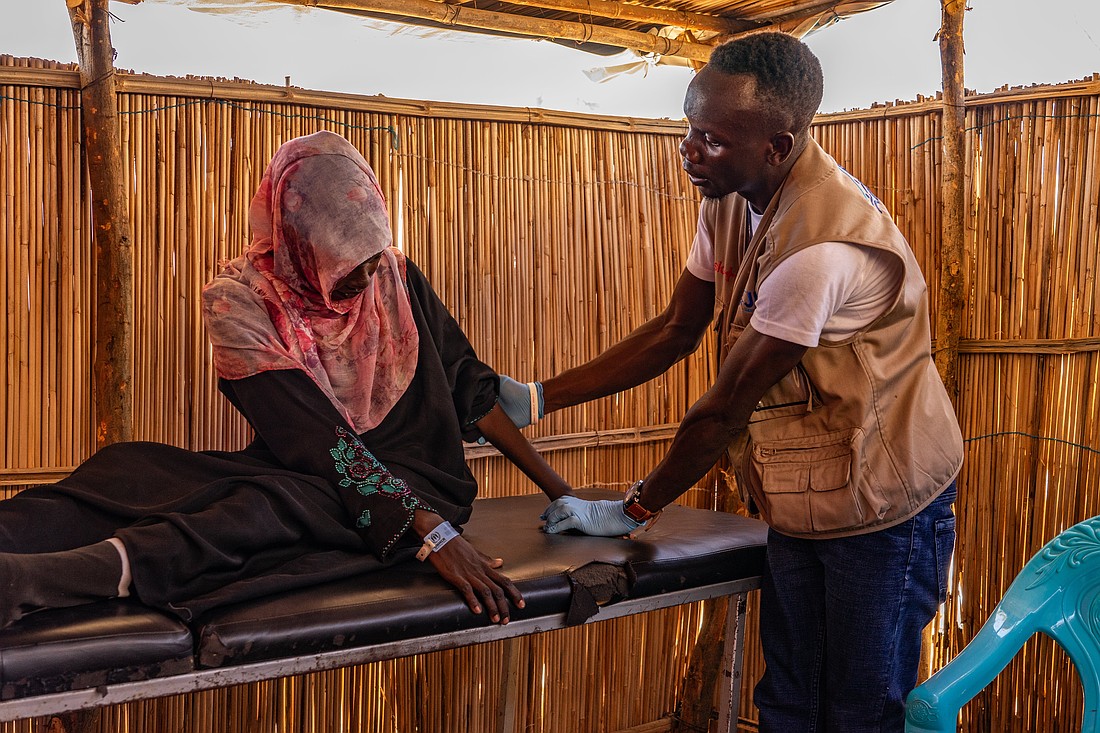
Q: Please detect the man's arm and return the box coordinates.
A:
[541,270,716,413]
[633,325,807,511]
[541,325,806,535]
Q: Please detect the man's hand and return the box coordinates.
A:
[426,535,524,624]
[540,496,641,536]
[497,375,544,428]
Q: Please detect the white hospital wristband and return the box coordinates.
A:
[415,521,460,561]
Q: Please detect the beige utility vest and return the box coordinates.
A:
[708,140,963,538]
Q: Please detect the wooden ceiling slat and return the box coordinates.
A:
[301,0,719,62]
[750,0,888,23]
[460,0,761,35]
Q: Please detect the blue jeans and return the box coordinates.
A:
[754,482,957,732]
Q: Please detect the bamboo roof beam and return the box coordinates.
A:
[293,0,719,63]
[462,0,761,36]
[751,0,893,35]
[751,0,879,22]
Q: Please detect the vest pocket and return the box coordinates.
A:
[747,427,866,534]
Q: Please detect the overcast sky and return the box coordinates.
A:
[3,0,1099,118]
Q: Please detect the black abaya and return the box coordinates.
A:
[0,260,498,620]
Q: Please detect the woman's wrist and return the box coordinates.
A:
[415,519,460,561]
[412,509,446,537]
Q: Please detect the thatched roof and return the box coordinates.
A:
[266,0,893,65]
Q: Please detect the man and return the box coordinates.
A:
[500,32,962,731]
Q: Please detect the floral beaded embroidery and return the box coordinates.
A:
[330,426,432,531]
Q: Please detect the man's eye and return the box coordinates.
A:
[704,136,721,147]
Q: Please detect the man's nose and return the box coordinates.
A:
[680,137,700,164]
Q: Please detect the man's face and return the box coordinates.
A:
[679,69,779,203]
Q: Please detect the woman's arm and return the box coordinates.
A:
[224,369,526,624]
[475,404,573,500]
[221,370,434,557]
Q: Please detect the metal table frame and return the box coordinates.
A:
[0,577,760,731]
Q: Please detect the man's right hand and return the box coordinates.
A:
[497,375,544,429]
[540,496,641,536]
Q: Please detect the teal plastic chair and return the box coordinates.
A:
[905,515,1100,732]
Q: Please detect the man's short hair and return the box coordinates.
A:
[708,32,824,134]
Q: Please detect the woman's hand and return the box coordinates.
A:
[425,535,525,624]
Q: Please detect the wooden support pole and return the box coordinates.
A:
[673,467,741,732]
[935,0,966,404]
[674,596,728,732]
[714,593,748,733]
[67,0,134,447]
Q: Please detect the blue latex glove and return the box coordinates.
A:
[540,496,641,537]
[497,375,544,429]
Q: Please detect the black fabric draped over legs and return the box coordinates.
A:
[0,442,395,621]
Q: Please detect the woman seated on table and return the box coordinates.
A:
[0,130,571,628]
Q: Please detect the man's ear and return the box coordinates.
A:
[767,132,796,166]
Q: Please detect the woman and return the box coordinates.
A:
[0,130,571,628]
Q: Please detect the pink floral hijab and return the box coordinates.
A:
[202,130,419,432]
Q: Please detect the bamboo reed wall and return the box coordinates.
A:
[3,54,1100,731]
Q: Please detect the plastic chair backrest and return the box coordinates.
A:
[904,515,1100,732]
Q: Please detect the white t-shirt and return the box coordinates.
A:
[686,207,905,347]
